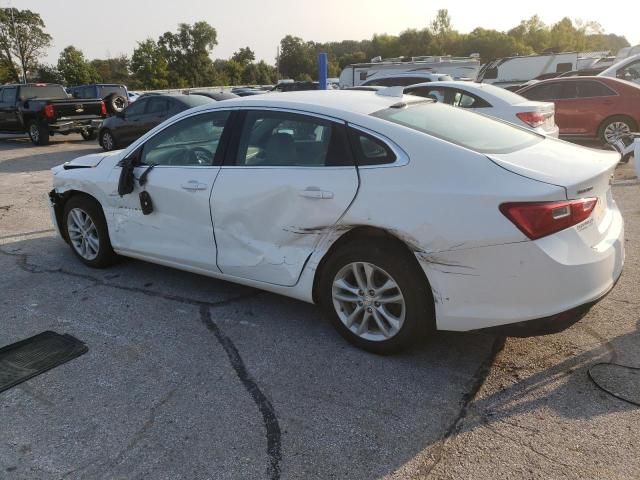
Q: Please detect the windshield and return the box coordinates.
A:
[19,85,68,100]
[373,101,542,154]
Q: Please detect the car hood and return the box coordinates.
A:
[487,138,620,199]
[52,150,121,174]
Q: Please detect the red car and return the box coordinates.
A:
[516,76,640,144]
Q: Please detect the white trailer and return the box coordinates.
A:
[339,55,481,88]
[477,52,579,88]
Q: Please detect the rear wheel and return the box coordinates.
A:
[28,121,50,146]
[318,240,435,354]
[599,115,637,145]
[81,128,97,141]
[63,195,117,268]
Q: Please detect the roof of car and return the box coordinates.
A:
[188,90,426,120]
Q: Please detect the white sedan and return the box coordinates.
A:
[404,81,560,137]
[49,90,624,353]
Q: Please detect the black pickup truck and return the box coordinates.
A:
[0,83,106,146]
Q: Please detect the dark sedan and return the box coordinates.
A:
[98,94,213,151]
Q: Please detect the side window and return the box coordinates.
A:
[521,82,564,100]
[617,61,640,82]
[141,111,230,167]
[125,98,148,116]
[147,97,170,114]
[555,62,573,73]
[2,87,16,103]
[576,81,615,98]
[235,111,351,167]
[483,67,498,80]
[359,71,368,81]
[348,129,397,166]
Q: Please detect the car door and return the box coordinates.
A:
[116,97,149,144]
[144,96,171,132]
[565,80,618,137]
[520,82,570,134]
[210,109,359,286]
[0,87,19,131]
[106,110,231,271]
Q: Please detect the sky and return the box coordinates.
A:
[10,0,640,64]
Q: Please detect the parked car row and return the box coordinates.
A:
[49,89,625,353]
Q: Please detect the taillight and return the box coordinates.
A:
[500,198,598,240]
[100,101,107,117]
[43,104,55,120]
[516,111,548,128]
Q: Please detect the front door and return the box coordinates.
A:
[211,109,359,286]
[0,87,19,131]
[106,110,231,272]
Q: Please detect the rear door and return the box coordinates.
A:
[144,96,172,131]
[211,109,359,286]
[561,80,618,137]
[117,97,149,144]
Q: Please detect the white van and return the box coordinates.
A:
[339,55,480,88]
[477,52,578,88]
[599,53,640,85]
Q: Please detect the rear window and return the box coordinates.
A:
[478,84,528,104]
[179,95,215,108]
[19,85,67,100]
[372,102,542,154]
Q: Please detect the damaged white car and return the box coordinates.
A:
[49,90,625,353]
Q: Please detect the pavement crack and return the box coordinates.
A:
[200,304,282,480]
[422,336,506,478]
[483,422,576,469]
[0,246,260,309]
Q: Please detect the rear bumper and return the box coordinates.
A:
[49,119,103,133]
[419,204,625,332]
[477,271,620,336]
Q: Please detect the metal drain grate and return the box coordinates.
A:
[0,331,88,393]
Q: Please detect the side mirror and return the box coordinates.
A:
[117,148,141,196]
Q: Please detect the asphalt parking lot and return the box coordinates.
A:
[1,134,639,480]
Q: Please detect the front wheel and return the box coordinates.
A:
[28,121,50,146]
[63,195,117,268]
[100,129,116,151]
[318,240,435,354]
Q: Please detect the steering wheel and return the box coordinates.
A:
[188,147,212,165]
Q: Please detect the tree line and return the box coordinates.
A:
[0,8,631,89]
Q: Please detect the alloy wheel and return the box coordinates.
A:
[332,262,406,342]
[29,124,39,143]
[102,132,114,150]
[604,121,631,144]
[67,208,100,261]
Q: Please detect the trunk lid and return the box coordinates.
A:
[510,101,556,131]
[488,138,620,246]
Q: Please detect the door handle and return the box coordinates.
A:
[299,187,334,199]
[181,180,208,191]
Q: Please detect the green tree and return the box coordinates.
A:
[231,47,255,66]
[34,63,64,83]
[131,39,169,89]
[57,46,99,85]
[158,21,217,87]
[0,8,52,82]
[90,55,131,85]
[278,35,314,80]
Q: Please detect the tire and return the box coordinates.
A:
[63,195,117,268]
[28,121,50,146]
[599,115,638,145]
[81,129,97,141]
[104,93,128,114]
[317,239,435,354]
[100,129,117,151]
